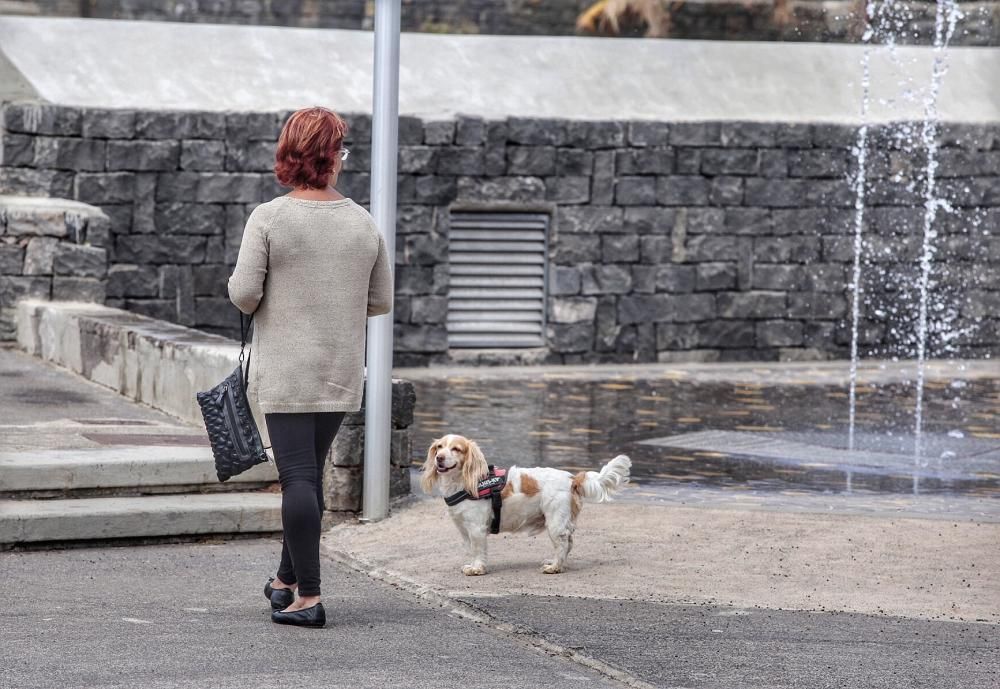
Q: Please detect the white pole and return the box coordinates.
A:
[361,0,400,523]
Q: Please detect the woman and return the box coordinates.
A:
[228,107,393,629]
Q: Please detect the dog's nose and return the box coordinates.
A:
[435,453,446,463]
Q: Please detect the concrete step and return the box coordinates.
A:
[0,492,283,544]
[0,447,279,493]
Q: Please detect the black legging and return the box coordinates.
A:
[264,412,345,597]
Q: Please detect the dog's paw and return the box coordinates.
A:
[462,563,487,576]
[541,562,563,574]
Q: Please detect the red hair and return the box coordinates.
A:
[274,107,349,189]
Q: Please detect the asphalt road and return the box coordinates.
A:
[0,539,619,689]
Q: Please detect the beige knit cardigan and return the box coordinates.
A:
[228,196,393,414]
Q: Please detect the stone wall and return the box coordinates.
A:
[1,101,998,364]
[2,0,997,45]
[0,195,109,339]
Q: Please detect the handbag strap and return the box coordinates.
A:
[239,312,253,389]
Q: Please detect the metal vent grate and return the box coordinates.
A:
[447,212,549,348]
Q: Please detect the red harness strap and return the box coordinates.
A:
[443,466,508,534]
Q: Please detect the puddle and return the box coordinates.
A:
[410,375,1000,497]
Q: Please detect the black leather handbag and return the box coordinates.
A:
[196,313,270,482]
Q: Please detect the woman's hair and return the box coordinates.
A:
[274,107,349,189]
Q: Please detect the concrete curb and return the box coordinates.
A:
[321,543,658,689]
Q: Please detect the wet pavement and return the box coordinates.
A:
[399,361,1000,500]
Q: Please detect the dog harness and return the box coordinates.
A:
[443,465,507,535]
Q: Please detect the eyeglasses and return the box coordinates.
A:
[340,148,350,162]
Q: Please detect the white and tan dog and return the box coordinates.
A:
[421,434,631,576]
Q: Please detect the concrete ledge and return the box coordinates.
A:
[14,299,416,509]
[0,493,282,543]
[0,446,277,493]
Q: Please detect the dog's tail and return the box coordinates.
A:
[572,454,631,503]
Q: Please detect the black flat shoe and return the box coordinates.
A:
[264,577,295,611]
[271,602,326,628]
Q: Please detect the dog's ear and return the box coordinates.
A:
[462,440,490,495]
[420,439,439,494]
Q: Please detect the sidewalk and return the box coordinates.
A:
[323,490,1000,688]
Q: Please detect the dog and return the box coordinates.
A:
[421,434,632,576]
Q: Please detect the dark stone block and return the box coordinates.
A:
[181,139,227,171]
[0,245,24,275]
[788,150,850,178]
[549,296,598,324]
[556,149,593,176]
[812,124,856,148]
[617,293,715,324]
[52,244,106,278]
[115,235,207,264]
[226,112,281,141]
[557,206,623,234]
[758,150,788,178]
[549,265,582,296]
[423,120,455,145]
[683,234,740,262]
[756,320,804,347]
[656,322,699,349]
[754,236,821,262]
[75,172,136,204]
[395,265,434,295]
[640,236,672,264]
[803,180,854,207]
[343,113,372,144]
[455,117,486,146]
[695,262,737,291]
[628,121,670,147]
[507,146,556,176]
[697,319,755,348]
[398,116,425,145]
[701,148,759,175]
[675,149,702,174]
[581,264,632,295]
[436,147,485,175]
[710,176,744,206]
[398,146,438,174]
[615,176,657,205]
[717,291,787,319]
[106,140,179,171]
[744,179,808,207]
[550,234,600,264]
[545,176,590,204]
[591,150,616,204]
[192,264,229,296]
[657,177,710,206]
[601,234,639,262]
[154,203,225,235]
[81,108,137,138]
[752,264,803,290]
[134,111,226,139]
[616,148,673,175]
[787,292,848,319]
[402,234,446,265]
[409,295,448,324]
[725,208,772,235]
[106,264,158,298]
[394,323,448,352]
[3,103,81,136]
[194,297,235,328]
[669,122,721,146]
[775,124,814,147]
[52,277,105,303]
[0,133,34,166]
[546,322,594,353]
[224,140,275,172]
[396,205,435,234]
[631,265,656,294]
[455,176,543,202]
[624,207,675,235]
[720,123,779,147]
[507,118,568,146]
[34,137,106,171]
[566,121,626,148]
[801,263,847,292]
